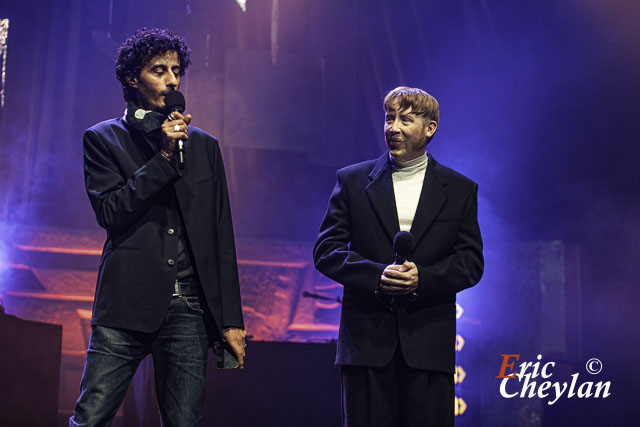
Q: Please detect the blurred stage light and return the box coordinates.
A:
[456,302,464,319]
[455,334,465,351]
[454,397,467,416]
[0,19,9,107]
[454,365,466,384]
[236,0,247,12]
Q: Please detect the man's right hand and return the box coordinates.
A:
[378,261,419,295]
[160,111,192,159]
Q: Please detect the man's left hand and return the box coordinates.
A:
[222,327,246,369]
[378,261,419,295]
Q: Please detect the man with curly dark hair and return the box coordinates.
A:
[70,28,246,426]
[115,27,192,104]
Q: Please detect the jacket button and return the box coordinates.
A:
[167,259,175,266]
[167,228,175,235]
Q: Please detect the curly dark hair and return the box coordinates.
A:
[115,28,192,102]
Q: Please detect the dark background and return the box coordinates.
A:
[1,0,638,425]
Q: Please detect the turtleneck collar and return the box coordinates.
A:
[389,152,428,172]
[123,101,166,135]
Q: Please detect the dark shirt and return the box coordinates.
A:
[170,190,195,282]
[124,103,195,284]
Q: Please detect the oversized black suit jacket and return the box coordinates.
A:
[83,114,244,338]
[314,152,483,373]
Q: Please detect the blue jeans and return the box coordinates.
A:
[70,295,210,427]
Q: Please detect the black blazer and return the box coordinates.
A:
[83,117,244,337]
[314,153,483,373]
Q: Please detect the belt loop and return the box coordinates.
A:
[173,280,180,296]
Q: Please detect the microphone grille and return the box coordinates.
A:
[393,231,414,257]
[164,90,186,113]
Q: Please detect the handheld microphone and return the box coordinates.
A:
[393,231,414,265]
[164,90,186,169]
[392,231,417,303]
[375,231,416,308]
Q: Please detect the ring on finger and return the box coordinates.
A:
[174,124,180,132]
[168,113,176,121]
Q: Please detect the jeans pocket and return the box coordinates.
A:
[181,296,204,314]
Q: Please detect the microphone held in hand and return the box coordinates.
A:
[164,90,186,114]
[393,231,414,265]
[164,90,187,169]
[393,230,418,302]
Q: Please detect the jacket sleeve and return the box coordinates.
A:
[313,170,387,293]
[211,140,245,329]
[83,128,179,233]
[415,183,484,300]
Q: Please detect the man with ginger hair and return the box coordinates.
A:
[314,86,483,426]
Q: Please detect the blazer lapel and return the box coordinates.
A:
[365,153,400,245]
[409,153,448,249]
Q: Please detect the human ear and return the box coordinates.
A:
[126,75,138,89]
[425,120,438,138]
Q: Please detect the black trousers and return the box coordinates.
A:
[341,347,454,427]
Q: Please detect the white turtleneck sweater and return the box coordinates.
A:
[390,152,428,232]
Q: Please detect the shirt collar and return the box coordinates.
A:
[389,152,428,170]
